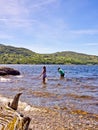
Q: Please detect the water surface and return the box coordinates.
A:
[0,64,98,114]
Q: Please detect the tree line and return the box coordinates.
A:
[0,44,98,64]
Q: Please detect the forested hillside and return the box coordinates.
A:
[0,44,98,64]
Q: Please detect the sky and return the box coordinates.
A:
[0,0,98,56]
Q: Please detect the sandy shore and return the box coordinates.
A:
[20,105,98,130]
[0,95,98,130]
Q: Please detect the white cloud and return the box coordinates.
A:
[0,0,29,28]
[0,33,13,39]
[0,0,57,20]
[84,43,98,46]
[28,0,57,9]
[70,29,98,35]
[0,18,37,28]
[0,0,58,29]
[0,0,22,17]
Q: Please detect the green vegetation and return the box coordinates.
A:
[0,44,98,64]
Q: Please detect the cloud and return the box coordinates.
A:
[0,33,13,39]
[0,18,37,28]
[70,29,98,35]
[0,0,57,20]
[0,0,59,30]
[30,0,57,8]
[0,0,29,28]
[84,43,98,46]
[0,0,23,17]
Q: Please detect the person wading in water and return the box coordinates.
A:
[58,67,65,78]
[40,66,47,84]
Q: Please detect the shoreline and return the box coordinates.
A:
[0,94,98,130]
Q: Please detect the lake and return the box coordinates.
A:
[0,64,98,115]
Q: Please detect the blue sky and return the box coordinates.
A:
[0,0,98,55]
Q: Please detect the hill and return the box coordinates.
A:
[0,44,98,64]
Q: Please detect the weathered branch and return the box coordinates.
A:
[8,93,22,110]
[0,93,31,130]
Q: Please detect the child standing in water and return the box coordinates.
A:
[58,67,65,78]
[40,66,47,84]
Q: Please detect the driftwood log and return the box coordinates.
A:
[0,67,20,76]
[0,93,31,130]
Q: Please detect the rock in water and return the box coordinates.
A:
[0,93,31,130]
[0,67,20,76]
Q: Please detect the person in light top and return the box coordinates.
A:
[40,66,47,84]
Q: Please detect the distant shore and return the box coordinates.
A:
[0,44,98,64]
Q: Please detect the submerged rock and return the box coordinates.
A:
[0,93,31,130]
[0,67,20,76]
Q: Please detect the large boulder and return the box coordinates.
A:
[0,67,20,76]
[0,93,31,130]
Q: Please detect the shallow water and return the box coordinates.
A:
[0,64,98,114]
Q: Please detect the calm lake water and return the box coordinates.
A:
[0,64,98,114]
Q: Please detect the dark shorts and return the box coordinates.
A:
[61,74,64,77]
